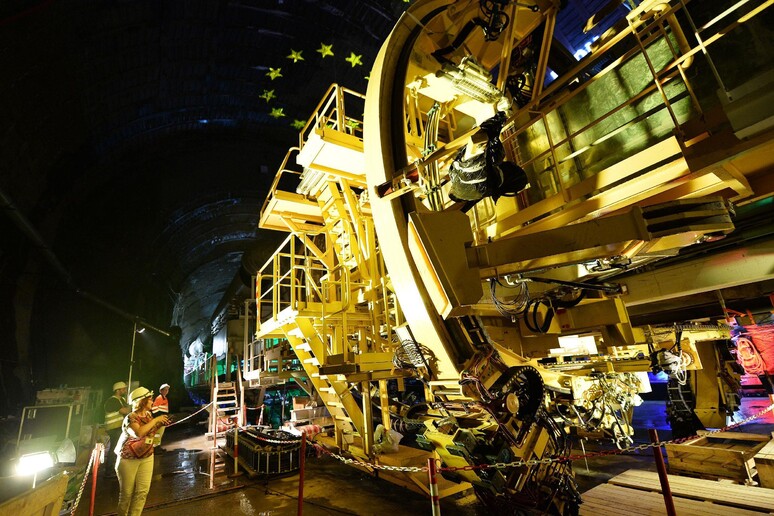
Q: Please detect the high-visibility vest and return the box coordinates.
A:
[104,395,127,430]
[152,395,169,414]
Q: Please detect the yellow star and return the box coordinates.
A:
[259,89,276,102]
[316,43,334,58]
[269,107,286,119]
[266,67,283,80]
[291,119,306,130]
[345,52,363,67]
[287,49,304,63]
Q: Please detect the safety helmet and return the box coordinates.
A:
[129,386,154,405]
[112,381,127,392]
[160,383,170,391]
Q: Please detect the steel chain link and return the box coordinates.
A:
[70,442,102,516]
[304,403,774,473]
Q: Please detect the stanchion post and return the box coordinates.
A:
[234,428,239,473]
[89,444,103,516]
[228,428,244,479]
[427,457,441,516]
[649,428,676,516]
[298,436,306,516]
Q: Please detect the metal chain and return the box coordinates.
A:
[305,403,774,473]
[70,442,102,516]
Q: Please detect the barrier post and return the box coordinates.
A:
[89,443,103,516]
[228,428,243,479]
[649,429,676,516]
[298,437,306,516]
[427,457,441,516]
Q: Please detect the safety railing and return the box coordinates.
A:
[258,147,303,219]
[255,234,336,333]
[184,352,214,388]
[298,83,366,149]
[499,0,770,223]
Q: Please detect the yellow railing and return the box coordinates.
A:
[499,0,768,218]
[258,147,302,217]
[256,235,334,331]
[299,83,366,148]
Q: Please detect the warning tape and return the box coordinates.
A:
[307,403,774,473]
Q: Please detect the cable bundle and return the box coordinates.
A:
[393,339,436,370]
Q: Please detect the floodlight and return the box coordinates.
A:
[16,451,54,476]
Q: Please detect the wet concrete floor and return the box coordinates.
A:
[79,398,774,515]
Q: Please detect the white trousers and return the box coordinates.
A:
[116,454,154,516]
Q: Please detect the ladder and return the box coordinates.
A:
[206,355,244,488]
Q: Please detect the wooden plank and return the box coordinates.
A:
[665,433,767,481]
[696,431,770,442]
[580,484,767,516]
[608,469,774,511]
[757,440,774,488]
[0,472,69,516]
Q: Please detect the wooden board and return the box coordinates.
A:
[607,469,774,512]
[756,439,774,489]
[665,431,768,482]
[580,483,768,516]
[0,472,69,516]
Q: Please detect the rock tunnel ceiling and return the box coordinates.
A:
[2,0,771,412]
[0,0,408,406]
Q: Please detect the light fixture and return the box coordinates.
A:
[16,451,55,485]
[137,327,146,334]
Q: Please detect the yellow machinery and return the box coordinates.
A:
[251,0,773,512]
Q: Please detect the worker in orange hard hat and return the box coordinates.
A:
[151,383,171,451]
[103,381,130,478]
[115,386,170,516]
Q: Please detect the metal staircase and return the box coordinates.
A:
[253,84,400,458]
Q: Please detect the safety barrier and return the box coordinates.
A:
[300,402,774,514]
[64,402,774,515]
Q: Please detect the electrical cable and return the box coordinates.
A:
[489,278,530,318]
[527,276,621,293]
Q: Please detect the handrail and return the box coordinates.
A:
[256,235,333,330]
[259,147,302,220]
[298,83,367,150]
[493,0,745,219]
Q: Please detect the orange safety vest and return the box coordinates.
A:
[152,394,169,414]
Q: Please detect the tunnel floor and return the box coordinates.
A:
[79,398,774,515]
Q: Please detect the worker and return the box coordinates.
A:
[151,383,170,450]
[115,386,169,516]
[103,381,130,478]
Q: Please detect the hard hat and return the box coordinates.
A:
[129,386,154,405]
[160,383,170,391]
[112,381,127,392]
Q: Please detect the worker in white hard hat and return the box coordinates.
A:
[103,381,130,478]
[151,383,171,450]
[115,386,170,516]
